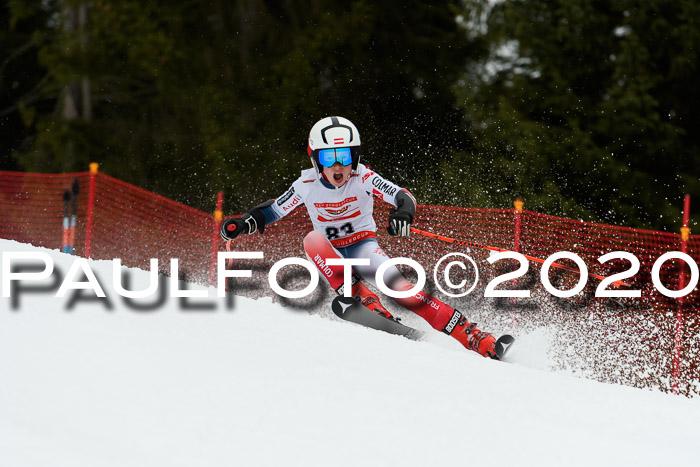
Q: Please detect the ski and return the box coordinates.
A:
[331,296,424,341]
[493,334,515,360]
[331,297,515,359]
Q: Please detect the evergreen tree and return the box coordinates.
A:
[0,0,58,171]
[446,0,700,230]
[4,0,470,213]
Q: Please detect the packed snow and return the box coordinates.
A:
[1,239,699,466]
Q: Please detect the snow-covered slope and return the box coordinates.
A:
[1,239,699,466]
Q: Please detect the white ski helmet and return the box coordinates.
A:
[307,116,362,172]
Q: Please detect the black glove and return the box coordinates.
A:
[387,209,413,236]
[387,189,416,237]
[220,217,247,241]
[220,200,274,241]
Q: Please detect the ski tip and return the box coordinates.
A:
[333,296,355,305]
[493,334,515,361]
[330,296,357,318]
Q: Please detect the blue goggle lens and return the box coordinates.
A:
[318,148,353,168]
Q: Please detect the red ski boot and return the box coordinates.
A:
[359,295,397,320]
[352,282,396,321]
[447,311,497,358]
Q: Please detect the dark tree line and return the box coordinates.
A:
[2,0,698,230]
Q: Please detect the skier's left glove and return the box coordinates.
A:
[387,210,413,236]
[387,189,416,237]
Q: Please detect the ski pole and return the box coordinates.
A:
[410,227,629,288]
[68,178,79,254]
[61,189,71,253]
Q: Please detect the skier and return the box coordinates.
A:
[221,116,501,358]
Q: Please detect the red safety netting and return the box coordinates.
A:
[520,210,699,310]
[1,171,88,249]
[0,171,213,283]
[1,169,698,395]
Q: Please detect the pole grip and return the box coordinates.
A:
[68,177,80,254]
[61,190,71,253]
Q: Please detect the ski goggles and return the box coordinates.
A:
[317,147,353,168]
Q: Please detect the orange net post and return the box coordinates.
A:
[672,194,692,394]
[512,198,525,329]
[84,162,99,258]
[513,198,524,253]
[210,191,224,286]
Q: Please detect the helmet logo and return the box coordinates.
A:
[320,117,354,144]
[333,138,344,145]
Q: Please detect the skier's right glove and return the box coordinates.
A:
[220,199,276,241]
[220,217,249,241]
